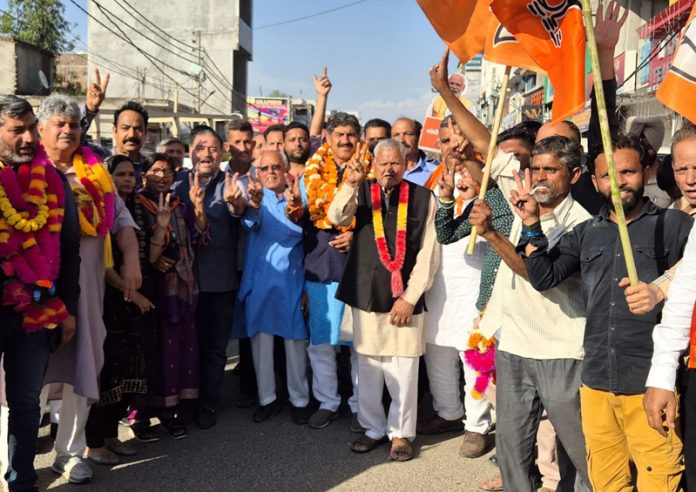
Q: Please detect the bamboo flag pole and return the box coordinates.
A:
[580,0,638,285]
[467,65,512,255]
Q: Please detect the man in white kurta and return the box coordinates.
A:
[328,139,439,461]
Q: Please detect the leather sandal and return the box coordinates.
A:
[479,475,504,491]
[350,434,388,453]
[389,437,413,461]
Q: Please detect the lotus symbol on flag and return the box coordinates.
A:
[527,0,582,48]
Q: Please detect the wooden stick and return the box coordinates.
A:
[580,0,638,285]
[467,65,511,255]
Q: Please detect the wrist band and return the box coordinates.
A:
[438,198,455,209]
[520,230,542,238]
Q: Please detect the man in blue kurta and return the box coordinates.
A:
[239,150,310,424]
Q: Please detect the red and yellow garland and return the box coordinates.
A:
[304,143,371,232]
[371,180,409,298]
[463,313,496,399]
[0,145,68,331]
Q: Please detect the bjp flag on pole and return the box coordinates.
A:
[490,0,586,122]
[418,0,541,71]
[657,3,696,125]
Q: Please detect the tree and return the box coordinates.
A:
[268,89,291,98]
[0,0,74,55]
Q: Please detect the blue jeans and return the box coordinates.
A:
[0,307,50,491]
[196,291,235,410]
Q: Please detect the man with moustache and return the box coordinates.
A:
[112,101,150,183]
[172,125,262,429]
[302,112,361,430]
[0,95,80,491]
[466,137,592,492]
[363,119,391,154]
[520,134,691,490]
[391,117,438,186]
[328,138,439,461]
[283,121,311,178]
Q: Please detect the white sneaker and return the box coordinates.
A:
[51,455,93,484]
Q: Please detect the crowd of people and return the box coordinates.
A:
[2,3,696,491]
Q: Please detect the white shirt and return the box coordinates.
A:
[646,222,696,391]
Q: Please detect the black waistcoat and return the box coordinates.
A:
[336,179,432,314]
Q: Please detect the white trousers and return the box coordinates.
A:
[357,354,419,441]
[424,343,492,434]
[250,333,309,408]
[52,384,90,459]
[307,343,358,413]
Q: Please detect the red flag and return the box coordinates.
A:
[657,3,696,125]
[490,0,586,122]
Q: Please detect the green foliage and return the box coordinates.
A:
[268,89,291,98]
[0,0,75,55]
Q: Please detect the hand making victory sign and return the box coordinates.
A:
[224,172,246,215]
[247,174,264,209]
[283,172,302,209]
[510,168,540,225]
[156,192,173,230]
[86,68,110,113]
[437,156,456,202]
[344,142,369,188]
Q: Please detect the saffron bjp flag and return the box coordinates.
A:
[418,0,541,71]
[657,3,696,125]
[490,0,586,122]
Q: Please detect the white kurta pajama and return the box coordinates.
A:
[424,190,491,433]
[328,183,440,441]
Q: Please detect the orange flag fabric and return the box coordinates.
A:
[657,3,696,125]
[418,0,541,70]
[490,0,586,122]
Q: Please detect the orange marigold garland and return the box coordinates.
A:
[0,145,68,331]
[462,313,496,399]
[304,143,371,231]
[371,181,409,298]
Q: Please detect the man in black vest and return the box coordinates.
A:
[328,138,439,462]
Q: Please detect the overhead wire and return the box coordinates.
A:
[255,0,369,30]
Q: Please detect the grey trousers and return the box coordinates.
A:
[495,350,591,492]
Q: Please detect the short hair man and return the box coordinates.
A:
[157,137,186,172]
[626,116,672,208]
[172,124,259,429]
[113,101,149,182]
[238,150,311,424]
[224,119,256,176]
[39,95,142,484]
[263,124,285,152]
[0,94,80,491]
[363,118,391,153]
[328,139,440,461]
[283,121,311,177]
[523,134,691,490]
[391,117,438,186]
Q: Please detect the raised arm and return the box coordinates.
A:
[310,67,332,137]
[430,49,492,157]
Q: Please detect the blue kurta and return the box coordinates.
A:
[238,188,307,340]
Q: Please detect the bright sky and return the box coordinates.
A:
[2,0,460,123]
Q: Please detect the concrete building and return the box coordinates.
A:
[87,0,252,115]
[0,36,53,95]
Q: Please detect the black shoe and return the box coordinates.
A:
[489,454,499,467]
[253,399,284,423]
[290,405,311,425]
[196,408,217,430]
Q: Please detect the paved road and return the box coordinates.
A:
[33,345,501,491]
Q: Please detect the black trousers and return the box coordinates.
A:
[196,291,235,410]
[85,398,130,448]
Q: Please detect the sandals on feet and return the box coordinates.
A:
[162,419,189,440]
[389,438,413,462]
[131,423,160,443]
[350,434,388,453]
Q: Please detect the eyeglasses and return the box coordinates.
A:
[148,168,174,177]
[257,163,283,172]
